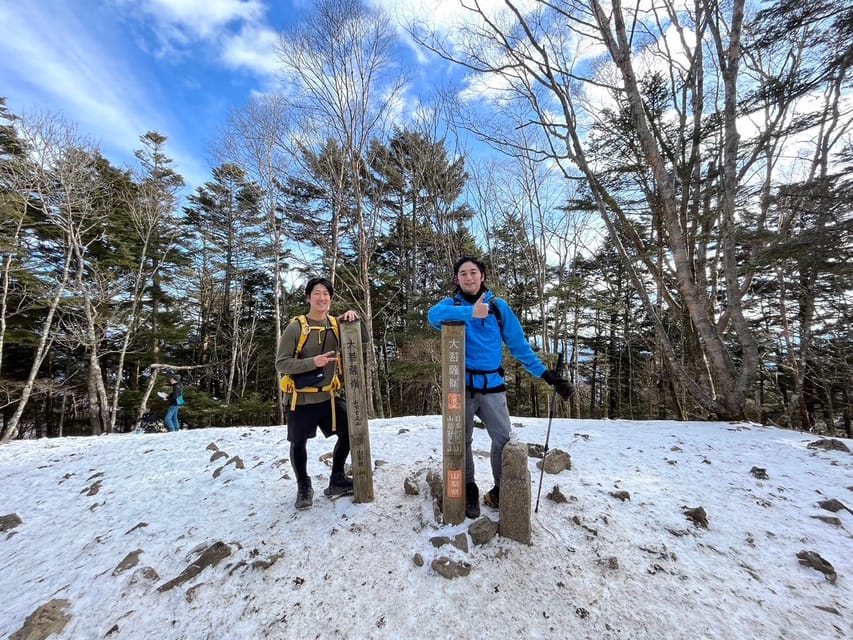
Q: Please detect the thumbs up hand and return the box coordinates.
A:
[472,294,489,319]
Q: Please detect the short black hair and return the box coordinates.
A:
[305,277,334,299]
[453,256,486,277]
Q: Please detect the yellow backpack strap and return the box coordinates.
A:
[294,315,310,355]
[280,315,311,402]
[329,315,340,343]
[328,315,340,432]
[280,314,342,416]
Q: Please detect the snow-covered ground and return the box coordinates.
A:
[1,416,850,639]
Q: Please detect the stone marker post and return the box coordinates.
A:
[340,320,373,503]
[441,322,465,525]
[499,440,532,544]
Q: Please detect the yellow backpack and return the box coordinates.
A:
[279,315,342,413]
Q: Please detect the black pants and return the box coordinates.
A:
[286,397,350,483]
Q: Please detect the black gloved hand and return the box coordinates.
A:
[542,369,574,400]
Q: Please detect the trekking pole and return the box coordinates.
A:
[534,352,564,514]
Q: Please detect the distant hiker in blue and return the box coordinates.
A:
[428,256,573,519]
[164,374,183,432]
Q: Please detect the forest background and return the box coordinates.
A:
[1,0,851,442]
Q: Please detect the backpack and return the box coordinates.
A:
[279,315,342,411]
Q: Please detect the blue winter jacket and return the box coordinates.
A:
[428,289,547,392]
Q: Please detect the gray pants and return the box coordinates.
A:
[465,391,511,486]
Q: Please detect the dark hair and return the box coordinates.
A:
[453,256,486,277]
[305,277,334,299]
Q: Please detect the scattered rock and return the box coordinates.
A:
[213,455,245,479]
[426,469,443,513]
[430,535,450,548]
[9,599,72,640]
[610,491,630,502]
[112,549,142,575]
[796,550,837,584]
[403,476,419,495]
[817,498,852,515]
[750,467,769,480]
[125,522,148,534]
[814,605,841,615]
[431,556,471,579]
[83,479,103,496]
[428,533,468,552]
[413,553,424,567]
[810,515,842,527]
[683,506,708,528]
[157,541,231,592]
[186,583,204,603]
[249,552,282,570]
[453,533,469,553]
[807,439,850,453]
[0,513,22,533]
[130,566,160,586]
[572,515,598,536]
[468,516,498,545]
[527,443,545,458]
[547,486,568,503]
[538,449,571,474]
[206,442,219,451]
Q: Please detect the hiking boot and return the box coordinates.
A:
[465,482,480,519]
[483,486,500,509]
[295,479,314,510]
[324,471,354,497]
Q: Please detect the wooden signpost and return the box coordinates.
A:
[441,321,466,525]
[340,319,373,503]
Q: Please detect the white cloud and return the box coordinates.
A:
[0,2,163,155]
[221,23,281,76]
[114,0,280,78]
[121,0,267,40]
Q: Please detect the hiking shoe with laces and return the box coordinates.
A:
[324,471,354,497]
[465,482,480,519]
[295,479,314,510]
[483,486,500,509]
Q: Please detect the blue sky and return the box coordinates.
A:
[0,0,468,190]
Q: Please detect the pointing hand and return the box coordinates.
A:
[313,351,337,367]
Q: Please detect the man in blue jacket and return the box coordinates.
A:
[428,257,573,518]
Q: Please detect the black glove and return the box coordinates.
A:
[542,369,574,400]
